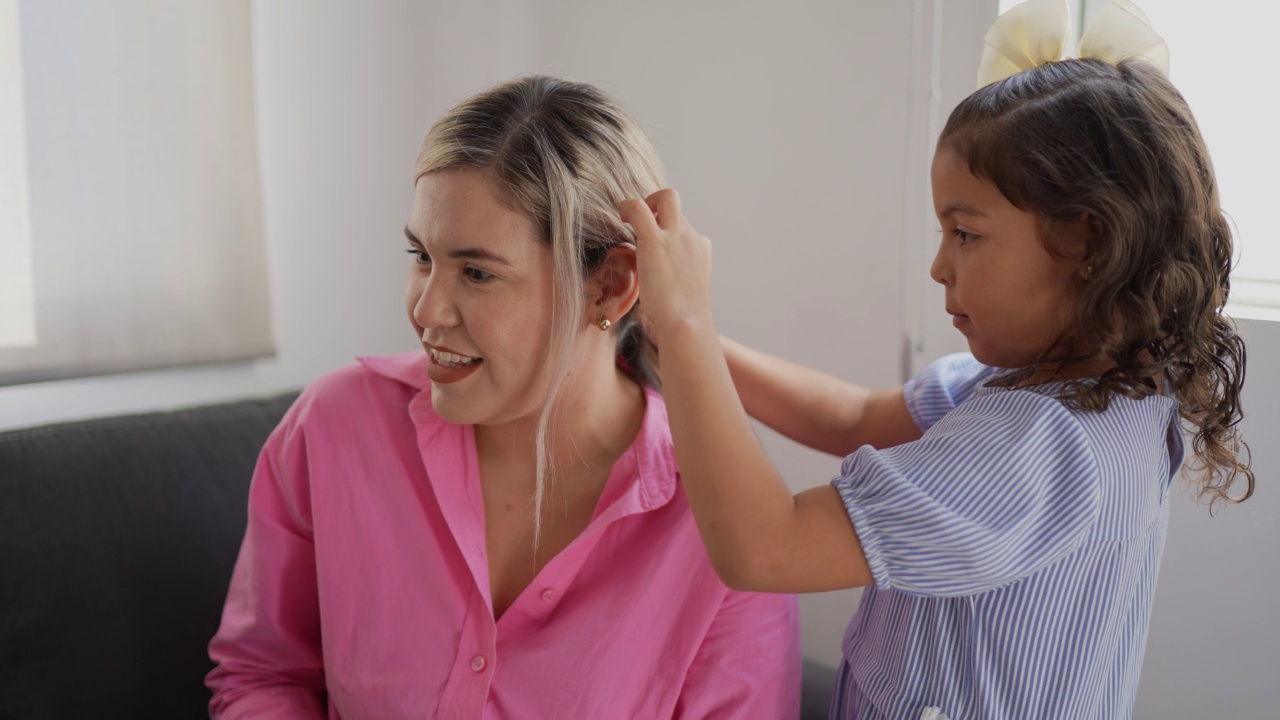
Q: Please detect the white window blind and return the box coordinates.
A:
[0,0,271,384]
[0,0,35,348]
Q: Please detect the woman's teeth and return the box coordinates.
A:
[430,348,479,367]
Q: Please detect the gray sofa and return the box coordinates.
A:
[0,394,836,719]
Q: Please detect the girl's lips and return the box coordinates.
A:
[426,352,483,384]
[951,314,970,329]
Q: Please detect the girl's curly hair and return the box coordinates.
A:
[939,57,1252,506]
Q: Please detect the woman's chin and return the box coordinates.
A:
[429,392,481,425]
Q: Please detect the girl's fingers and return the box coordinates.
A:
[645,189,681,231]
[619,198,663,242]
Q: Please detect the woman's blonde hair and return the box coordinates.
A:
[415,75,665,541]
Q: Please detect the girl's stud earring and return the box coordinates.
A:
[599,318,612,331]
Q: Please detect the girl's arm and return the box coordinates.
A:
[721,336,922,456]
[622,190,873,593]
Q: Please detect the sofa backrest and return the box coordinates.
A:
[0,394,297,720]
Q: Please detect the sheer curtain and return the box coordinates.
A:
[0,0,271,384]
[0,0,35,349]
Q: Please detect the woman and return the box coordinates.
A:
[207,76,800,718]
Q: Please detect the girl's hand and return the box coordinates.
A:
[619,189,714,341]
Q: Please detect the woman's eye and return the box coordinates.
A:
[405,248,431,265]
[464,267,495,283]
[951,228,974,244]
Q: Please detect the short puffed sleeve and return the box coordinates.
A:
[903,353,999,431]
[832,389,1101,597]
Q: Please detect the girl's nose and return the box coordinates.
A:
[411,274,460,330]
[929,238,952,286]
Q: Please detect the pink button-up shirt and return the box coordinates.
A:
[207,352,800,719]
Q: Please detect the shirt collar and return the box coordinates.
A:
[605,384,678,516]
[355,352,677,514]
[357,351,431,391]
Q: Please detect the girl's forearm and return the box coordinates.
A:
[659,318,873,593]
[659,319,810,586]
[721,336,871,455]
[721,336,918,454]
[625,190,872,593]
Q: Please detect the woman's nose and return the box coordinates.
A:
[411,274,460,330]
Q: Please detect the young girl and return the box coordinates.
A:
[622,0,1253,717]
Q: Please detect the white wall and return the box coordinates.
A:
[1133,318,1280,717]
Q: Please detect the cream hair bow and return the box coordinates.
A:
[976,0,1170,88]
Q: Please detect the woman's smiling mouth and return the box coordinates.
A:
[428,347,480,367]
[425,345,484,384]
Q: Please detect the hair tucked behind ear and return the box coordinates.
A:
[940,57,1252,507]
[414,76,665,543]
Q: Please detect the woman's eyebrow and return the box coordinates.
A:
[447,248,514,266]
[403,226,514,266]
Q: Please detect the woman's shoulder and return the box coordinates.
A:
[274,352,426,436]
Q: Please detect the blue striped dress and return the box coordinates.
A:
[830,353,1183,719]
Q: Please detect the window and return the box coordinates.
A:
[0,0,35,348]
[997,0,1278,317]
[0,1,272,384]
[1111,0,1280,319]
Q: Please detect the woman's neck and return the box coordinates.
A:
[473,359,646,492]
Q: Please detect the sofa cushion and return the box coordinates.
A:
[0,394,296,720]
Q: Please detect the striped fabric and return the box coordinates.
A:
[830,353,1182,719]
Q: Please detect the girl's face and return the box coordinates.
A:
[929,147,1088,369]
[405,167,558,427]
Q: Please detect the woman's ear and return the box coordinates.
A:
[589,244,639,326]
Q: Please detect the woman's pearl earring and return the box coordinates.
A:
[599,318,612,331]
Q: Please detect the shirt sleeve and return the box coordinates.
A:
[832,390,1101,598]
[672,590,802,719]
[206,418,327,719]
[903,353,1000,431]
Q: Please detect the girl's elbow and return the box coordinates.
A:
[708,550,770,592]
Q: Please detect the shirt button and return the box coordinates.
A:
[541,589,556,602]
[470,655,487,672]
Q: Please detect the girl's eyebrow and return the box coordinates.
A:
[941,201,986,219]
[403,226,514,267]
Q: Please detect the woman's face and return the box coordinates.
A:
[405,167,558,427]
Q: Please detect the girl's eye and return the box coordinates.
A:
[464,266,495,283]
[405,248,431,265]
[951,228,975,244]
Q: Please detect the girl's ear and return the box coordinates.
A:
[588,244,639,326]
[1072,211,1103,280]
